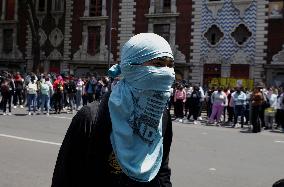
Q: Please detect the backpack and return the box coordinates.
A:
[0,83,9,93]
[41,83,50,95]
[27,83,37,94]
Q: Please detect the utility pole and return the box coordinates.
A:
[107,0,113,69]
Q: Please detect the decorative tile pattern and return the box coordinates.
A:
[201,0,257,62]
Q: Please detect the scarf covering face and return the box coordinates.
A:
[108,33,175,182]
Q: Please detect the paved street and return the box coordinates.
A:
[0,108,284,187]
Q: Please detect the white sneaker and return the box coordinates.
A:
[13,106,17,109]
[193,120,198,125]
[178,119,183,123]
[20,105,24,108]
[7,113,12,116]
[28,112,31,116]
[3,112,7,116]
[198,117,203,121]
[46,113,49,116]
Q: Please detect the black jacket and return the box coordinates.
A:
[51,92,173,187]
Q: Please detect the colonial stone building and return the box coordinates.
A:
[0,0,24,72]
[190,0,268,87]
[69,0,191,78]
[0,0,283,86]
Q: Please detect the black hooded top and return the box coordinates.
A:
[51,92,173,187]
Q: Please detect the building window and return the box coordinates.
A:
[88,27,101,55]
[38,0,46,12]
[90,0,102,16]
[204,24,224,46]
[231,24,252,46]
[54,0,63,12]
[5,0,15,20]
[3,29,13,53]
[163,0,171,13]
[154,24,170,42]
[154,0,171,13]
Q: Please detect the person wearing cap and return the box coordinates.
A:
[52,33,175,187]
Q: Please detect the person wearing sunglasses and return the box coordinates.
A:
[52,33,175,187]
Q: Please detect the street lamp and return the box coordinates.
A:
[107,0,113,69]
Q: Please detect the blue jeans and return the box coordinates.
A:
[41,94,50,113]
[28,94,37,112]
[234,105,245,125]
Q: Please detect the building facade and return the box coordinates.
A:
[190,0,268,87]
[0,0,283,86]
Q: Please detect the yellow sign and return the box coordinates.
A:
[209,78,254,90]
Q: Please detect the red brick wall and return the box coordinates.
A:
[106,0,120,62]
[134,0,150,34]
[71,0,84,57]
[267,18,284,63]
[176,0,192,62]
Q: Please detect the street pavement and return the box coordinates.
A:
[0,108,284,187]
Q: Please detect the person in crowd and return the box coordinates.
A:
[227,88,234,124]
[168,84,175,111]
[53,75,64,114]
[95,78,103,101]
[174,84,186,122]
[65,76,77,113]
[197,85,205,121]
[186,85,202,124]
[222,88,230,122]
[81,77,88,106]
[251,86,264,133]
[1,76,14,115]
[26,76,38,115]
[244,88,251,125]
[13,72,24,108]
[231,87,247,128]
[75,77,84,110]
[205,86,214,118]
[275,87,284,132]
[184,84,192,117]
[208,87,227,125]
[40,77,53,115]
[266,87,278,129]
[85,76,97,103]
[51,33,174,187]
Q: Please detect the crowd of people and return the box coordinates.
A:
[0,71,112,116]
[170,82,284,133]
[1,71,284,133]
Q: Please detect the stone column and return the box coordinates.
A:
[171,0,176,13]
[149,0,155,14]
[102,0,106,16]
[1,0,6,20]
[84,0,90,16]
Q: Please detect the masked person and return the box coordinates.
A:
[51,33,175,187]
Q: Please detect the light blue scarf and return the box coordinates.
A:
[108,33,175,182]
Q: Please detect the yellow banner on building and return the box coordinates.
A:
[209,78,254,90]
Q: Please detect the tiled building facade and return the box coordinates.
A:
[0,0,283,86]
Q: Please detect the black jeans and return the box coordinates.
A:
[2,93,12,113]
[227,106,234,122]
[188,105,200,120]
[54,92,63,112]
[13,89,23,106]
[175,100,184,118]
[251,105,262,133]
